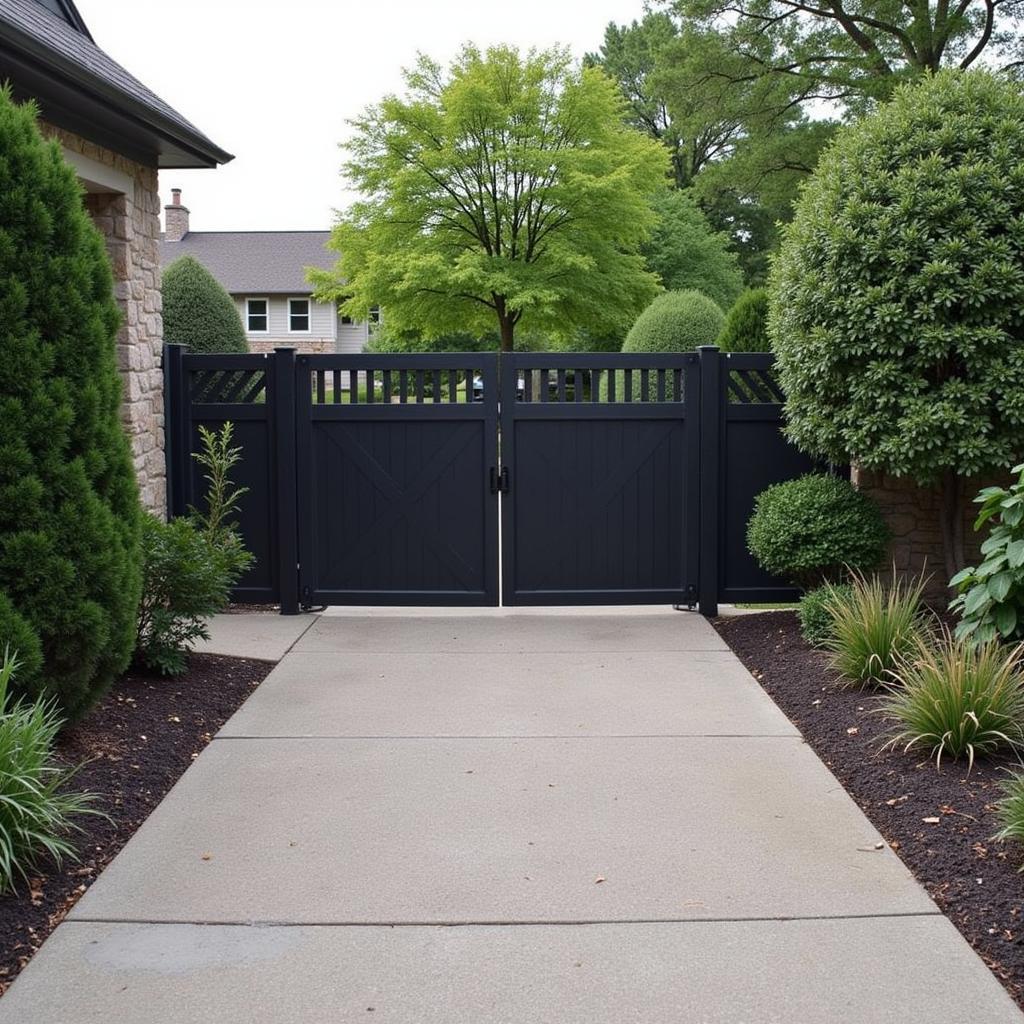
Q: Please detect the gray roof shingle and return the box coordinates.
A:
[160,232,336,294]
[0,0,231,166]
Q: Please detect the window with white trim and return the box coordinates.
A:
[246,298,268,333]
[289,297,311,333]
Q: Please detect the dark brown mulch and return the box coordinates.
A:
[714,611,1024,1010]
[0,653,273,995]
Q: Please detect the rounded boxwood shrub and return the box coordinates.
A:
[0,87,142,716]
[717,288,770,353]
[162,255,248,353]
[606,290,724,401]
[798,582,853,646]
[746,474,889,588]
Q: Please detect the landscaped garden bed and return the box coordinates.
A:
[0,653,272,995]
[715,610,1024,1010]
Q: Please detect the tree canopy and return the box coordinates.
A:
[769,70,1024,577]
[642,190,743,308]
[313,45,669,351]
[670,0,1023,111]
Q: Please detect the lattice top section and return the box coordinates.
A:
[726,365,784,404]
[190,368,267,404]
[308,366,489,405]
[514,365,686,403]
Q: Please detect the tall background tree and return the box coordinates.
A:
[0,88,142,716]
[313,45,668,351]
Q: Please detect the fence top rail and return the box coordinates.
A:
[300,353,499,370]
[722,352,777,369]
[181,352,271,370]
[505,352,697,369]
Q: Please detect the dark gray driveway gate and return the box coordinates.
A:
[165,345,820,615]
[500,354,698,606]
[295,354,499,607]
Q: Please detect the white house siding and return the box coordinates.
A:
[337,318,370,354]
[234,294,341,354]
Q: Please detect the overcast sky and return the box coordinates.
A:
[78,0,646,232]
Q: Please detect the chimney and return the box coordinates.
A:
[164,187,190,242]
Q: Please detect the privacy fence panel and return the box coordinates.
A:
[165,346,286,605]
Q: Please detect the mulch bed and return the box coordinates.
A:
[714,611,1024,1009]
[0,653,273,995]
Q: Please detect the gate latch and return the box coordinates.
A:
[489,466,510,495]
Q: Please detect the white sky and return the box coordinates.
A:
[78,0,645,231]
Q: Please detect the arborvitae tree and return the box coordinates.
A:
[717,288,770,352]
[163,255,248,353]
[0,87,142,716]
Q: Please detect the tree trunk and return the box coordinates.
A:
[498,316,514,352]
[939,469,967,584]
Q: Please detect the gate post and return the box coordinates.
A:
[273,348,300,615]
[697,346,721,617]
[162,343,188,520]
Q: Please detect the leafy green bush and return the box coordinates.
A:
[641,191,744,310]
[0,86,142,718]
[0,648,96,893]
[135,425,253,675]
[604,290,724,401]
[0,594,42,683]
[747,474,889,588]
[717,288,770,353]
[769,71,1024,580]
[162,255,248,354]
[950,464,1024,644]
[798,582,852,646]
[825,571,929,686]
[881,634,1024,768]
[993,772,1024,864]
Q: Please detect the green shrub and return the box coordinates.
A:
[0,648,97,893]
[950,464,1024,644]
[0,87,142,718]
[717,288,770,353]
[993,771,1024,864]
[825,571,929,687]
[769,71,1024,580]
[0,593,42,683]
[162,255,248,354]
[604,290,724,401]
[746,474,889,588]
[798,582,853,646]
[641,191,743,310]
[881,635,1024,768]
[136,425,253,675]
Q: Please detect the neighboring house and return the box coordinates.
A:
[0,0,231,513]
[158,191,372,355]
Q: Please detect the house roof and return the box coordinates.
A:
[0,0,232,168]
[160,232,336,294]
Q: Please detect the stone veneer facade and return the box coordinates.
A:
[853,467,1004,599]
[42,125,166,515]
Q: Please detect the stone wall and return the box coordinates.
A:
[42,126,166,515]
[247,337,335,355]
[853,467,1002,600]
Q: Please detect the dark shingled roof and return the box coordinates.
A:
[160,232,335,294]
[0,0,232,167]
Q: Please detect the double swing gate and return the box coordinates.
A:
[165,345,818,615]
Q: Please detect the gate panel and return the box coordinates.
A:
[501,355,697,605]
[296,355,499,606]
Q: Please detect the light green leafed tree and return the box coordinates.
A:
[310,45,669,352]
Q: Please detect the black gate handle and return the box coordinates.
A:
[490,466,511,495]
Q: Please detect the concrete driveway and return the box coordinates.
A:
[1,609,1019,1023]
